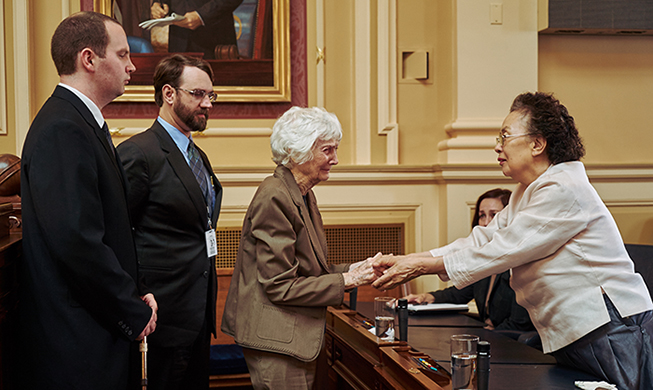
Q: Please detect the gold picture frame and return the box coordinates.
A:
[95,0,291,103]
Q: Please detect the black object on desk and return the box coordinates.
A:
[398,298,408,342]
[477,340,490,390]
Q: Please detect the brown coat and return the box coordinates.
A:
[221,165,349,362]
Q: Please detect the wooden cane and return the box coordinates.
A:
[140,336,148,389]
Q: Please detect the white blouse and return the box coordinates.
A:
[434,162,653,353]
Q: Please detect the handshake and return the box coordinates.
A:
[343,252,446,291]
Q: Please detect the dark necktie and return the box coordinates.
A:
[187,141,214,216]
[102,122,115,156]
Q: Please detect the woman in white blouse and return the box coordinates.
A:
[373,92,653,389]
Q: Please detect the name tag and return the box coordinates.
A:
[205,229,217,258]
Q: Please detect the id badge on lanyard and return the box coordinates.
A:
[205,208,217,258]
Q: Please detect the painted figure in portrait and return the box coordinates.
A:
[113,0,271,60]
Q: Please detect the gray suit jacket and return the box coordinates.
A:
[117,121,222,347]
[222,165,348,362]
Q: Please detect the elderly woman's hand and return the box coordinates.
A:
[349,252,381,272]
[372,255,446,291]
[343,253,381,289]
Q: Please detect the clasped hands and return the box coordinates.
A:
[344,252,447,291]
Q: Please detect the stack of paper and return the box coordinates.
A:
[407,303,469,313]
[139,13,185,30]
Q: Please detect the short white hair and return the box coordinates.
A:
[270,106,342,167]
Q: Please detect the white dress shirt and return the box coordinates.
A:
[58,83,105,129]
[434,161,653,353]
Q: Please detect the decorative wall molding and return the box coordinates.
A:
[315,0,325,107]
[377,0,398,164]
[354,0,371,164]
[439,1,538,164]
[313,0,398,164]
[444,118,504,137]
[12,0,30,155]
[212,163,653,186]
[110,126,273,138]
[604,200,653,208]
[0,1,6,135]
[437,136,495,151]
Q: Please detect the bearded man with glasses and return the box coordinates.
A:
[117,54,223,390]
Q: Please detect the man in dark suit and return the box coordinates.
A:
[151,0,244,59]
[18,11,157,390]
[117,54,222,390]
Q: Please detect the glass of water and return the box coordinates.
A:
[374,296,396,342]
[450,334,479,390]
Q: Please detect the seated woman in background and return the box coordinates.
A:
[405,188,535,334]
[373,92,653,390]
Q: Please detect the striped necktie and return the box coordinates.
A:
[187,141,214,216]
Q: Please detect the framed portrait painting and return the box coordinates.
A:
[94,0,291,103]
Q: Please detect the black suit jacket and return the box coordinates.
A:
[117,120,222,348]
[18,86,152,389]
[160,0,244,59]
[430,271,534,332]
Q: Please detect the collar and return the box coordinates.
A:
[58,83,104,129]
[157,116,194,163]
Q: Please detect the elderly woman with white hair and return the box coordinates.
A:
[221,106,376,389]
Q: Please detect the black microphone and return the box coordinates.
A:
[398,298,408,342]
[477,340,491,390]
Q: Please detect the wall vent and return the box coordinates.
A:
[540,0,653,35]
[215,224,404,269]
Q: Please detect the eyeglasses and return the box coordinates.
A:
[496,133,532,146]
[175,87,217,102]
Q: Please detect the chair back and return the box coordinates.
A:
[625,243,653,299]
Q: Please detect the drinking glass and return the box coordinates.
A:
[374,296,396,341]
[450,334,479,389]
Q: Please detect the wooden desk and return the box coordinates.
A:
[325,304,601,390]
[407,326,556,365]
[325,306,449,390]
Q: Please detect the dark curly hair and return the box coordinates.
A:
[472,188,511,228]
[510,92,585,164]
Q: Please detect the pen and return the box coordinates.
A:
[360,319,374,329]
[411,356,440,372]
